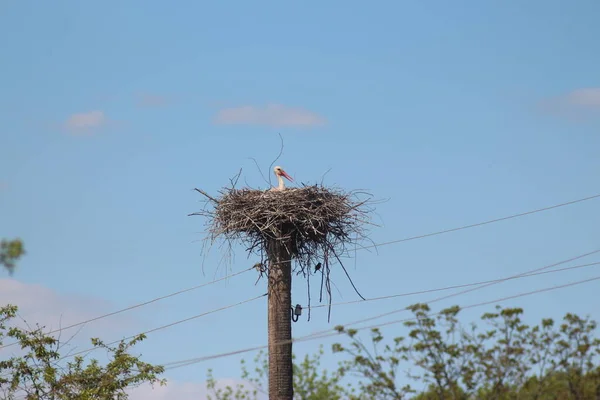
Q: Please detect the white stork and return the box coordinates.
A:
[271,165,294,191]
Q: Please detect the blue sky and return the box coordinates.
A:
[1,0,600,397]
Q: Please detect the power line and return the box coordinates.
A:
[160,248,600,367]
[361,193,600,250]
[7,192,594,351]
[6,193,595,362]
[152,249,600,369]
[59,292,266,361]
[163,274,600,370]
[9,274,596,400]
[366,276,600,332]
[0,266,254,350]
[305,260,600,310]
[313,248,600,330]
[293,275,600,345]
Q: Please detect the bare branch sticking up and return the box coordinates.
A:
[192,188,218,204]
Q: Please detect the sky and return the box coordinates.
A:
[1,0,600,398]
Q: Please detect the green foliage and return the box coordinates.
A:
[334,304,600,400]
[333,326,414,400]
[0,304,166,399]
[206,347,347,400]
[0,239,25,275]
[293,346,346,400]
[206,304,600,399]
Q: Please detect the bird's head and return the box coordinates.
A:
[273,166,293,182]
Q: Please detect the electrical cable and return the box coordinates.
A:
[360,193,600,251]
[163,274,600,370]
[304,248,600,331]
[7,191,596,351]
[161,248,600,367]
[0,266,255,350]
[304,260,600,310]
[59,292,266,361]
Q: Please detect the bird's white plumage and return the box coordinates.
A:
[271,165,293,191]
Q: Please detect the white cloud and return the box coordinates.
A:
[0,279,138,350]
[137,93,169,108]
[128,378,267,400]
[64,110,107,133]
[214,104,326,127]
[564,88,600,108]
[539,87,600,121]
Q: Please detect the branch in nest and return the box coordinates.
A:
[193,188,218,203]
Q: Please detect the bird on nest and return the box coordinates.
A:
[270,165,294,191]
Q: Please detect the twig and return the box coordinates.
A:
[229,168,243,188]
[248,157,270,186]
[192,188,218,203]
[320,167,332,186]
[268,133,285,188]
[328,243,366,301]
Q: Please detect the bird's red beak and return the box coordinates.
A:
[280,169,293,182]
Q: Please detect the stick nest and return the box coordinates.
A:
[191,184,374,276]
[191,178,378,321]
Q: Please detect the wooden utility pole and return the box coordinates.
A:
[267,236,294,400]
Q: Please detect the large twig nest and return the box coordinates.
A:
[191,184,374,275]
[191,181,377,321]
